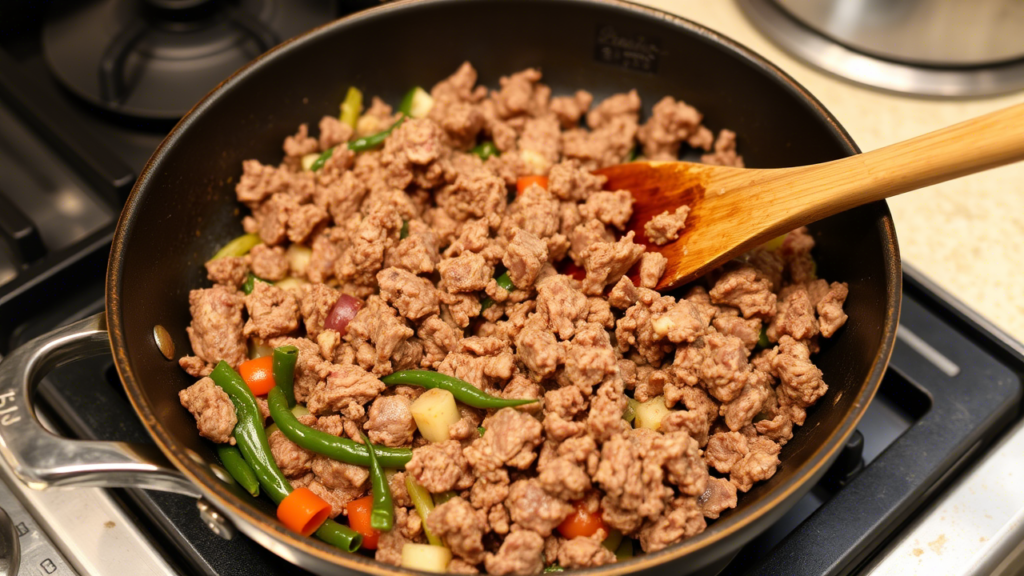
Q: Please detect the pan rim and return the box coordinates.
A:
[105,0,902,573]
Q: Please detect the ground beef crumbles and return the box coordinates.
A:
[179,62,849,573]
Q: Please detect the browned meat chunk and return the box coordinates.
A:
[705,431,749,474]
[377,267,440,320]
[700,332,750,403]
[205,256,248,288]
[652,299,707,344]
[699,476,738,519]
[484,530,545,575]
[644,206,690,246]
[771,336,828,409]
[816,281,849,337]
[268,415,317,477]
[580,231,645,296]
[607,276,638,309]
[637,96,709,161]
[178,377,236,444]
[767,288,819,343]
[185,285,247,369]
[345,295,414,375]
[557,536,615,569]
[549,91,593,130]
[364,395,416,447]
[506,479,573,536]
[427,497,488,564]
[713,314,762,350]
[243,282,299,339]
[638,251,668,289]
[579,190,633,231]
[465,408,543,470]
[701,129,744,167]
[439,252,493,294]
[248,244,289,281]
[502,228,548,290]
[638,497,706,552]
[406,440,473,493]
[616,288,676,365]
[709,265,777,319]
[306,363,385,419]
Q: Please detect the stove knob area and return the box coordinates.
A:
[197,498,235,541]
[0,506,19,576]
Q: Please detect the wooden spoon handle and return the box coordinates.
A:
[760,101,1024,224]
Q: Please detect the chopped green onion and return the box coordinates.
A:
[242,273,270,295]
[340,87,362,128]
[477,426,486,437]
[544,565,565,573]
[310,147,334,172]
[348,116,406,152]
[471,141,499,160]
[495,271,515,293]
[399,86,435,119]
[757,327,771,349]
[400,220,409,239]
[211,233,261,260]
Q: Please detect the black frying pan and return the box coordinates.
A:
[0,1,900,574]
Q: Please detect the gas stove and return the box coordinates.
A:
[1,2,1023,575]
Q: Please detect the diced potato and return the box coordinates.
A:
[401,87,435,119]
[410,388,461,443]
[285,245,312,277]
[248,337,273,359]
[634,396,673,431]
[275,276,308,297]
[401,543,451,573]
[300,153,320,172]
[291,404,310,417]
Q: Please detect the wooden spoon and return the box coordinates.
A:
[595,102,1024,291]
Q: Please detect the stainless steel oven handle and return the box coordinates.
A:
[0,313,201,498]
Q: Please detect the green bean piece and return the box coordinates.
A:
[316,519,362,553]
[400,220,409,239]
[272,345,299,408]
[209,362,291,503]
[348,116,406,152]
[477,426,486,437]
[310,147,334,172]
[494,271,516,293]
[242,273,271,295]
[544,565,565,573]
[360,433,394,532]
[209,364,361,552]
[211,233,261,260]
[316,520,361,552]
[380,370,538,410]
[216,444,259,497]
[756,327,771,349]
[268,388,412,468]
[614,538,634,561]
[470,141,499,160]
[339,86,363,128]
[479,297,495,312]
[405,475,442,546]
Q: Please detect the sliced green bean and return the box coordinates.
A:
[381,370,538,409]
[268,388,412,468]
[494,271,515,293]
[405,475,442,546]
[272,345,299,408]
[361,433,393,532]
[348,115,406,152]
[209,362,291,503]
[212,233,261,260]
[544,565,565,573]
[756,327,771,349]
[477,426,486,437]
[216,444,259,497]
[340,86,363,128]
[316,519,362,553]
[210,364,360,552]
[400,220,409,239]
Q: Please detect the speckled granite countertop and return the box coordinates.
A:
[636,0,1024,343]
